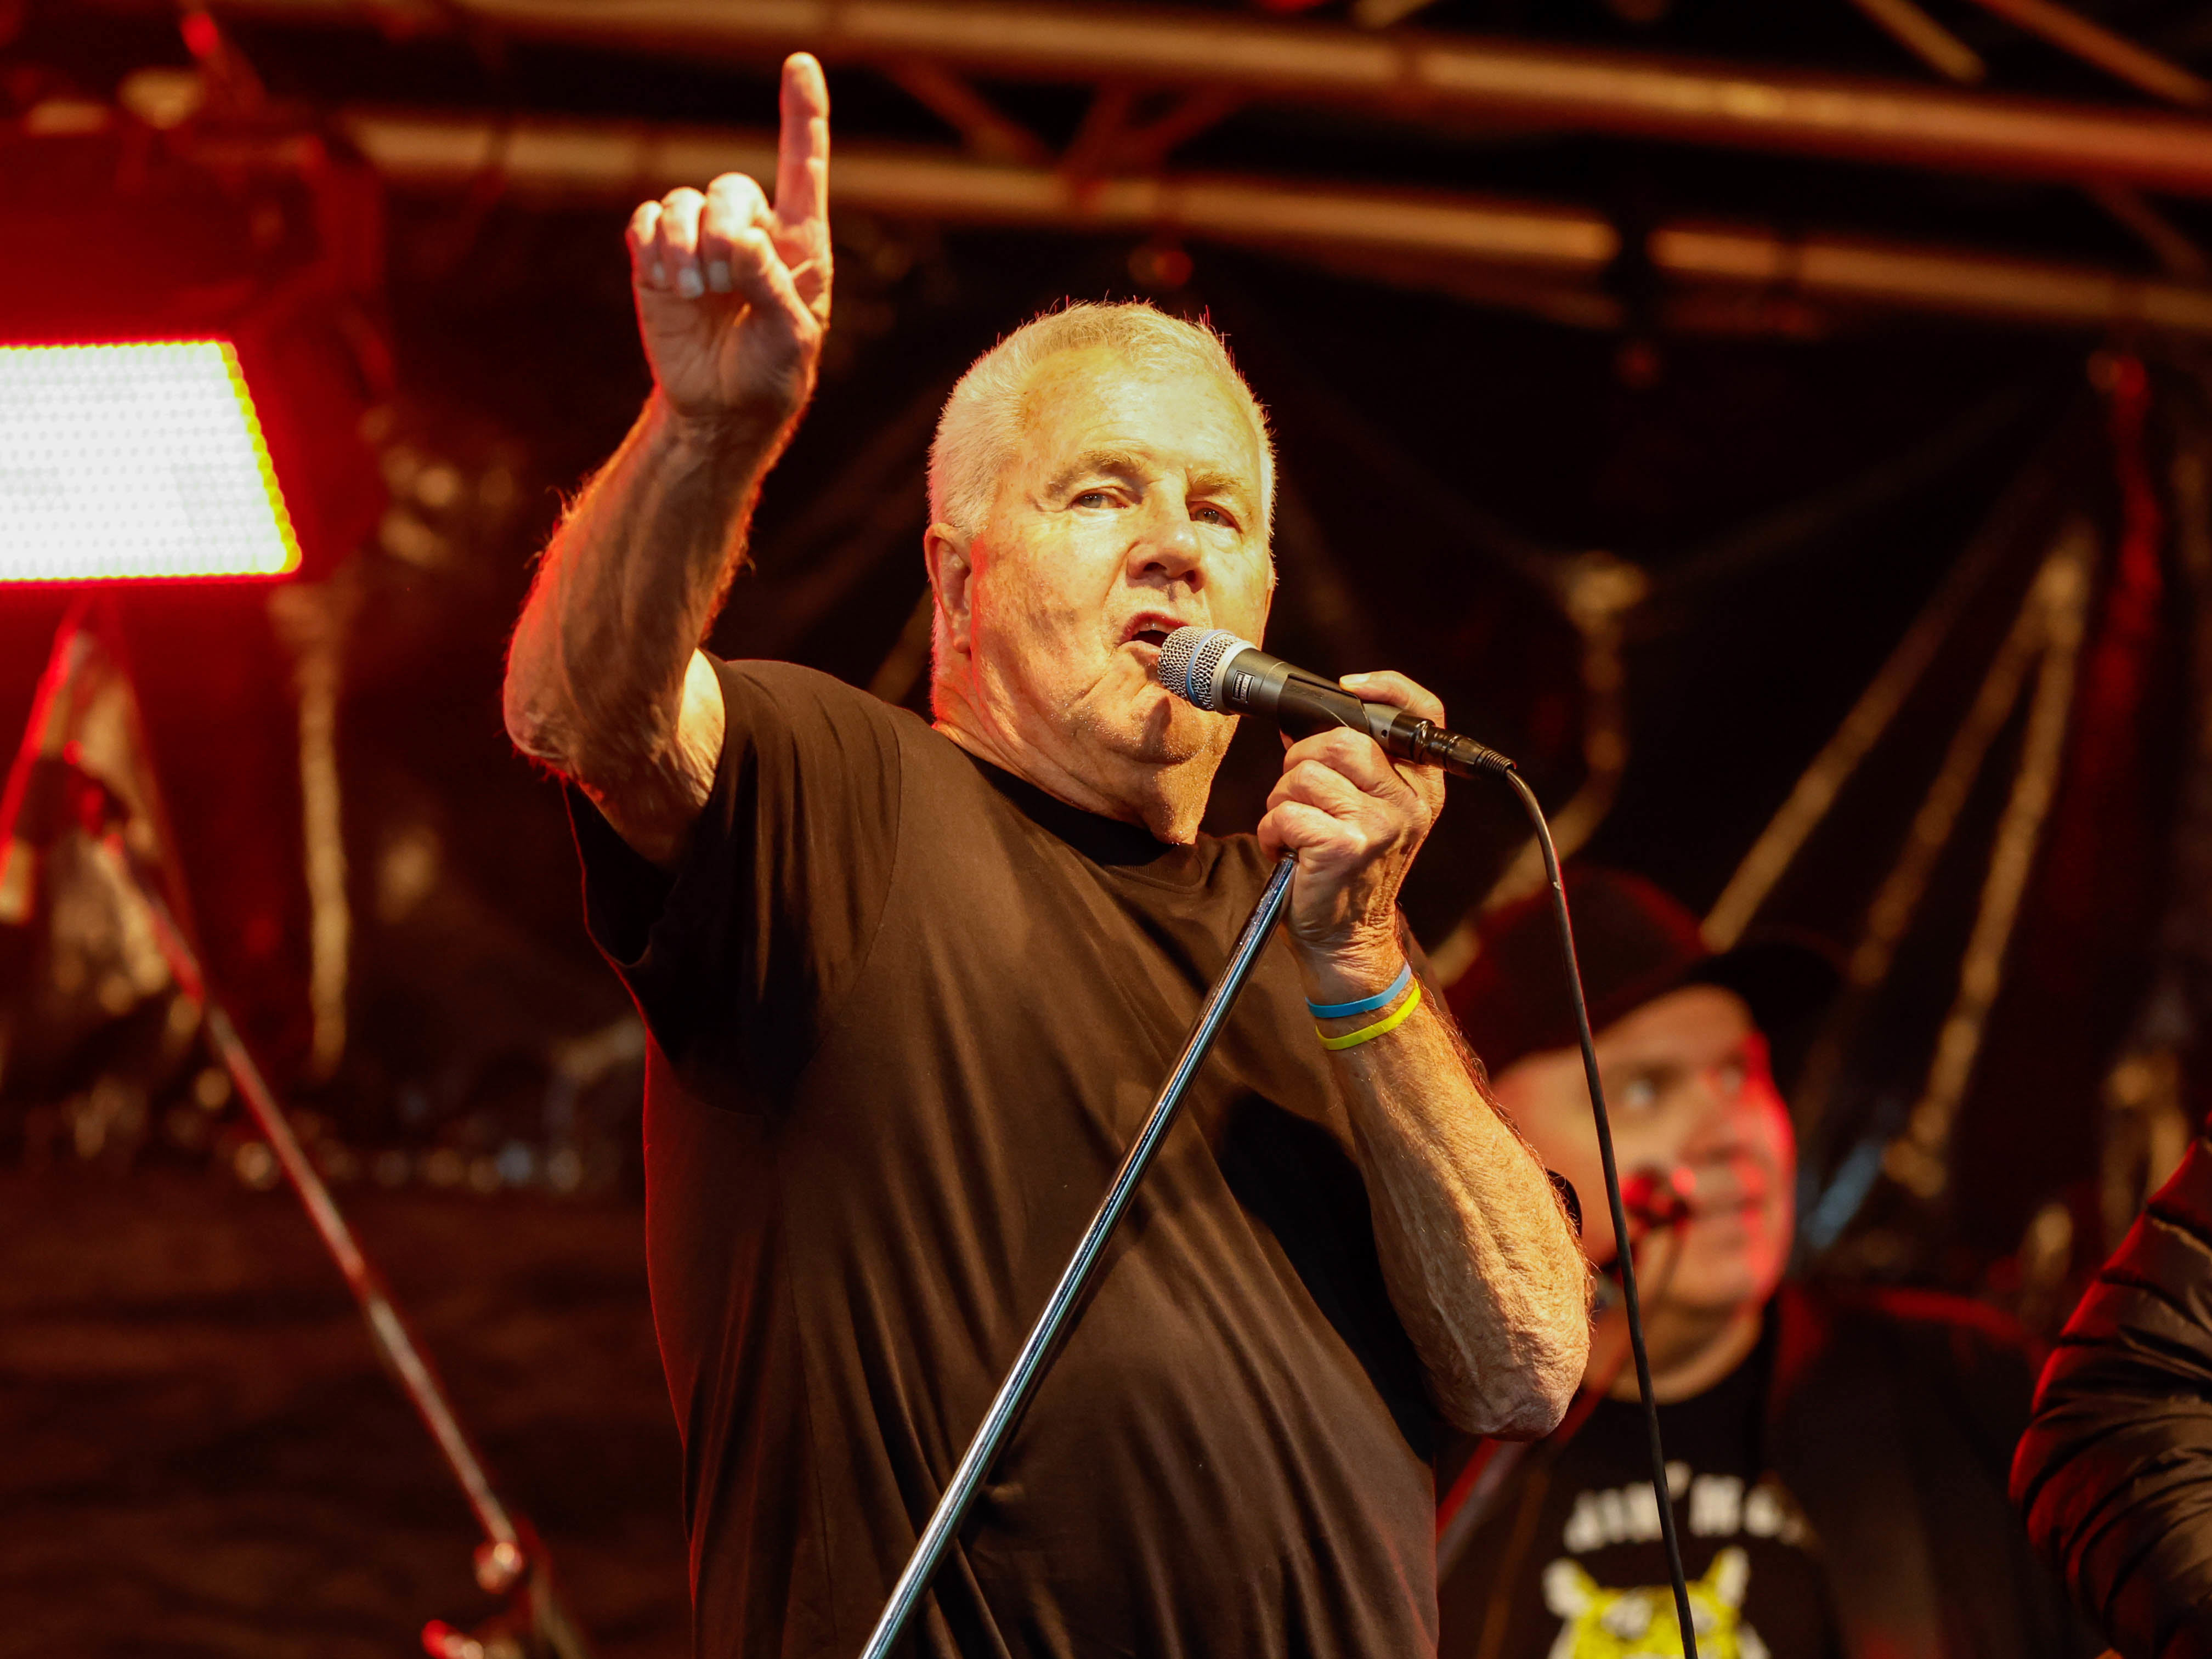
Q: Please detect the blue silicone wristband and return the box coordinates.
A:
[1306,961,1414,1020]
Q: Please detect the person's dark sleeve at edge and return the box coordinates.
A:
[2015,1131,2212,1659]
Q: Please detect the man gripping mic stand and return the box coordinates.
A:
[502,53,1588,1659]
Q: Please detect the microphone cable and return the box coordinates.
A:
[1153,627,1700,1653]
[1434,1197,1692,1645]
[1501,768,1701,1659]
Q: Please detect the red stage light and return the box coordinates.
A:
[0,340,303,584]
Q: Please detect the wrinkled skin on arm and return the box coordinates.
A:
[502,53,832,866]
[1261,672,1590,1437]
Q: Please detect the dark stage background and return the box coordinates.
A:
[9,0,2212,1650]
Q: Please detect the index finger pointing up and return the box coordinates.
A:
[775,52,830,231]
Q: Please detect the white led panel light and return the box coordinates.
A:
[0,340,302,582]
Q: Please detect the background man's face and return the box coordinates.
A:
[958,346,1274,773]
[1490,985,1796,1319]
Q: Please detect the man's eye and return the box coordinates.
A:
[1073,489,1115,508]
[1617,1075,1660,1112]
[1194,505,1232,526]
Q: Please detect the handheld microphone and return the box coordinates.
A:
[1153,627,1516,780]
[1620,1165,1696,1241]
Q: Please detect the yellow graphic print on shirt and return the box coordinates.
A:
[1541,1547,1769,1659]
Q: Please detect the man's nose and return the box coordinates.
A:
[1679,1073,1776,1170]
[1128,494,1203,582]
[1671,1073,1745,1151]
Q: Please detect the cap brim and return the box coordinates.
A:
[1685,934,1843,1048]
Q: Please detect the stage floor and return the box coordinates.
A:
[0,1167,687,1657]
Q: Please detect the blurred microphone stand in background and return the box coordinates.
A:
[0,604,592,1659]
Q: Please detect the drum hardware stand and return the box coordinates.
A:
[3,604,592,1659]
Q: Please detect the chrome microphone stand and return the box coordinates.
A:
[858,853,1298,1659]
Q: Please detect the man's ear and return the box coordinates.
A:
[924,524,974,655]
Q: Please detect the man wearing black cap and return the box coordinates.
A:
[1437,868,2084,1659]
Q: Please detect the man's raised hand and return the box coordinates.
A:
[626,53,832,439]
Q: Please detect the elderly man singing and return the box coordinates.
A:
[504,53,1588,1659]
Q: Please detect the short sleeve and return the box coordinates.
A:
[565,657,904,1106]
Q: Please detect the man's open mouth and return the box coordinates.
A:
[1123,617,1183,651]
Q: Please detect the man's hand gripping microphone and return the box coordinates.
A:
[1152,632,1707,1655]
[1154,627,1515,778]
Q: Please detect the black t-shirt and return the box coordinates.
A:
[1438,1312,1841,1659]
[570,658,1443,1659]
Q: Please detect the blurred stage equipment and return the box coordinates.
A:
[201,0,2212,188]
[183,0,2212,336]
[337,110,2212,341]
[0,39,592,1651]
[0,567,590,1659]
[1682,347,2212,1284]
[0,616,589,1659]
[2096,427,2212,1237]
[0,342,301,584]
[3,8,389,1078]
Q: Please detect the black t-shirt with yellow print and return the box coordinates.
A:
[1439,1306,1843,1659]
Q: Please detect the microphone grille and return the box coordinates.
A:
[1155,627,1202,701]
[1155,627,1243,711]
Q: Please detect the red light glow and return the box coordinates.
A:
[0,341,303,584]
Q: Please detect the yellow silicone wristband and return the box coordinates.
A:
[1316,978,1422,1052]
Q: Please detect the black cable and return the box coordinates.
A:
[1502,768,1700,1659]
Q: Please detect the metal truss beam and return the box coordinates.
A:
[331,106,2212,338]
[212,0,2212,195]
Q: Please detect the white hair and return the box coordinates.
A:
[926,300,1275,543]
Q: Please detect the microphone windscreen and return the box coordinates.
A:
[1155,627,1246,711]
[1620,1165,1695,1233]
[1156,627,1203,703]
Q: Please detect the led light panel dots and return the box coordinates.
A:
[0,340,303,582]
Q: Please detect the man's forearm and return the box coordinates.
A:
[1326,993,1591,1439]
[504,393,784,790]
